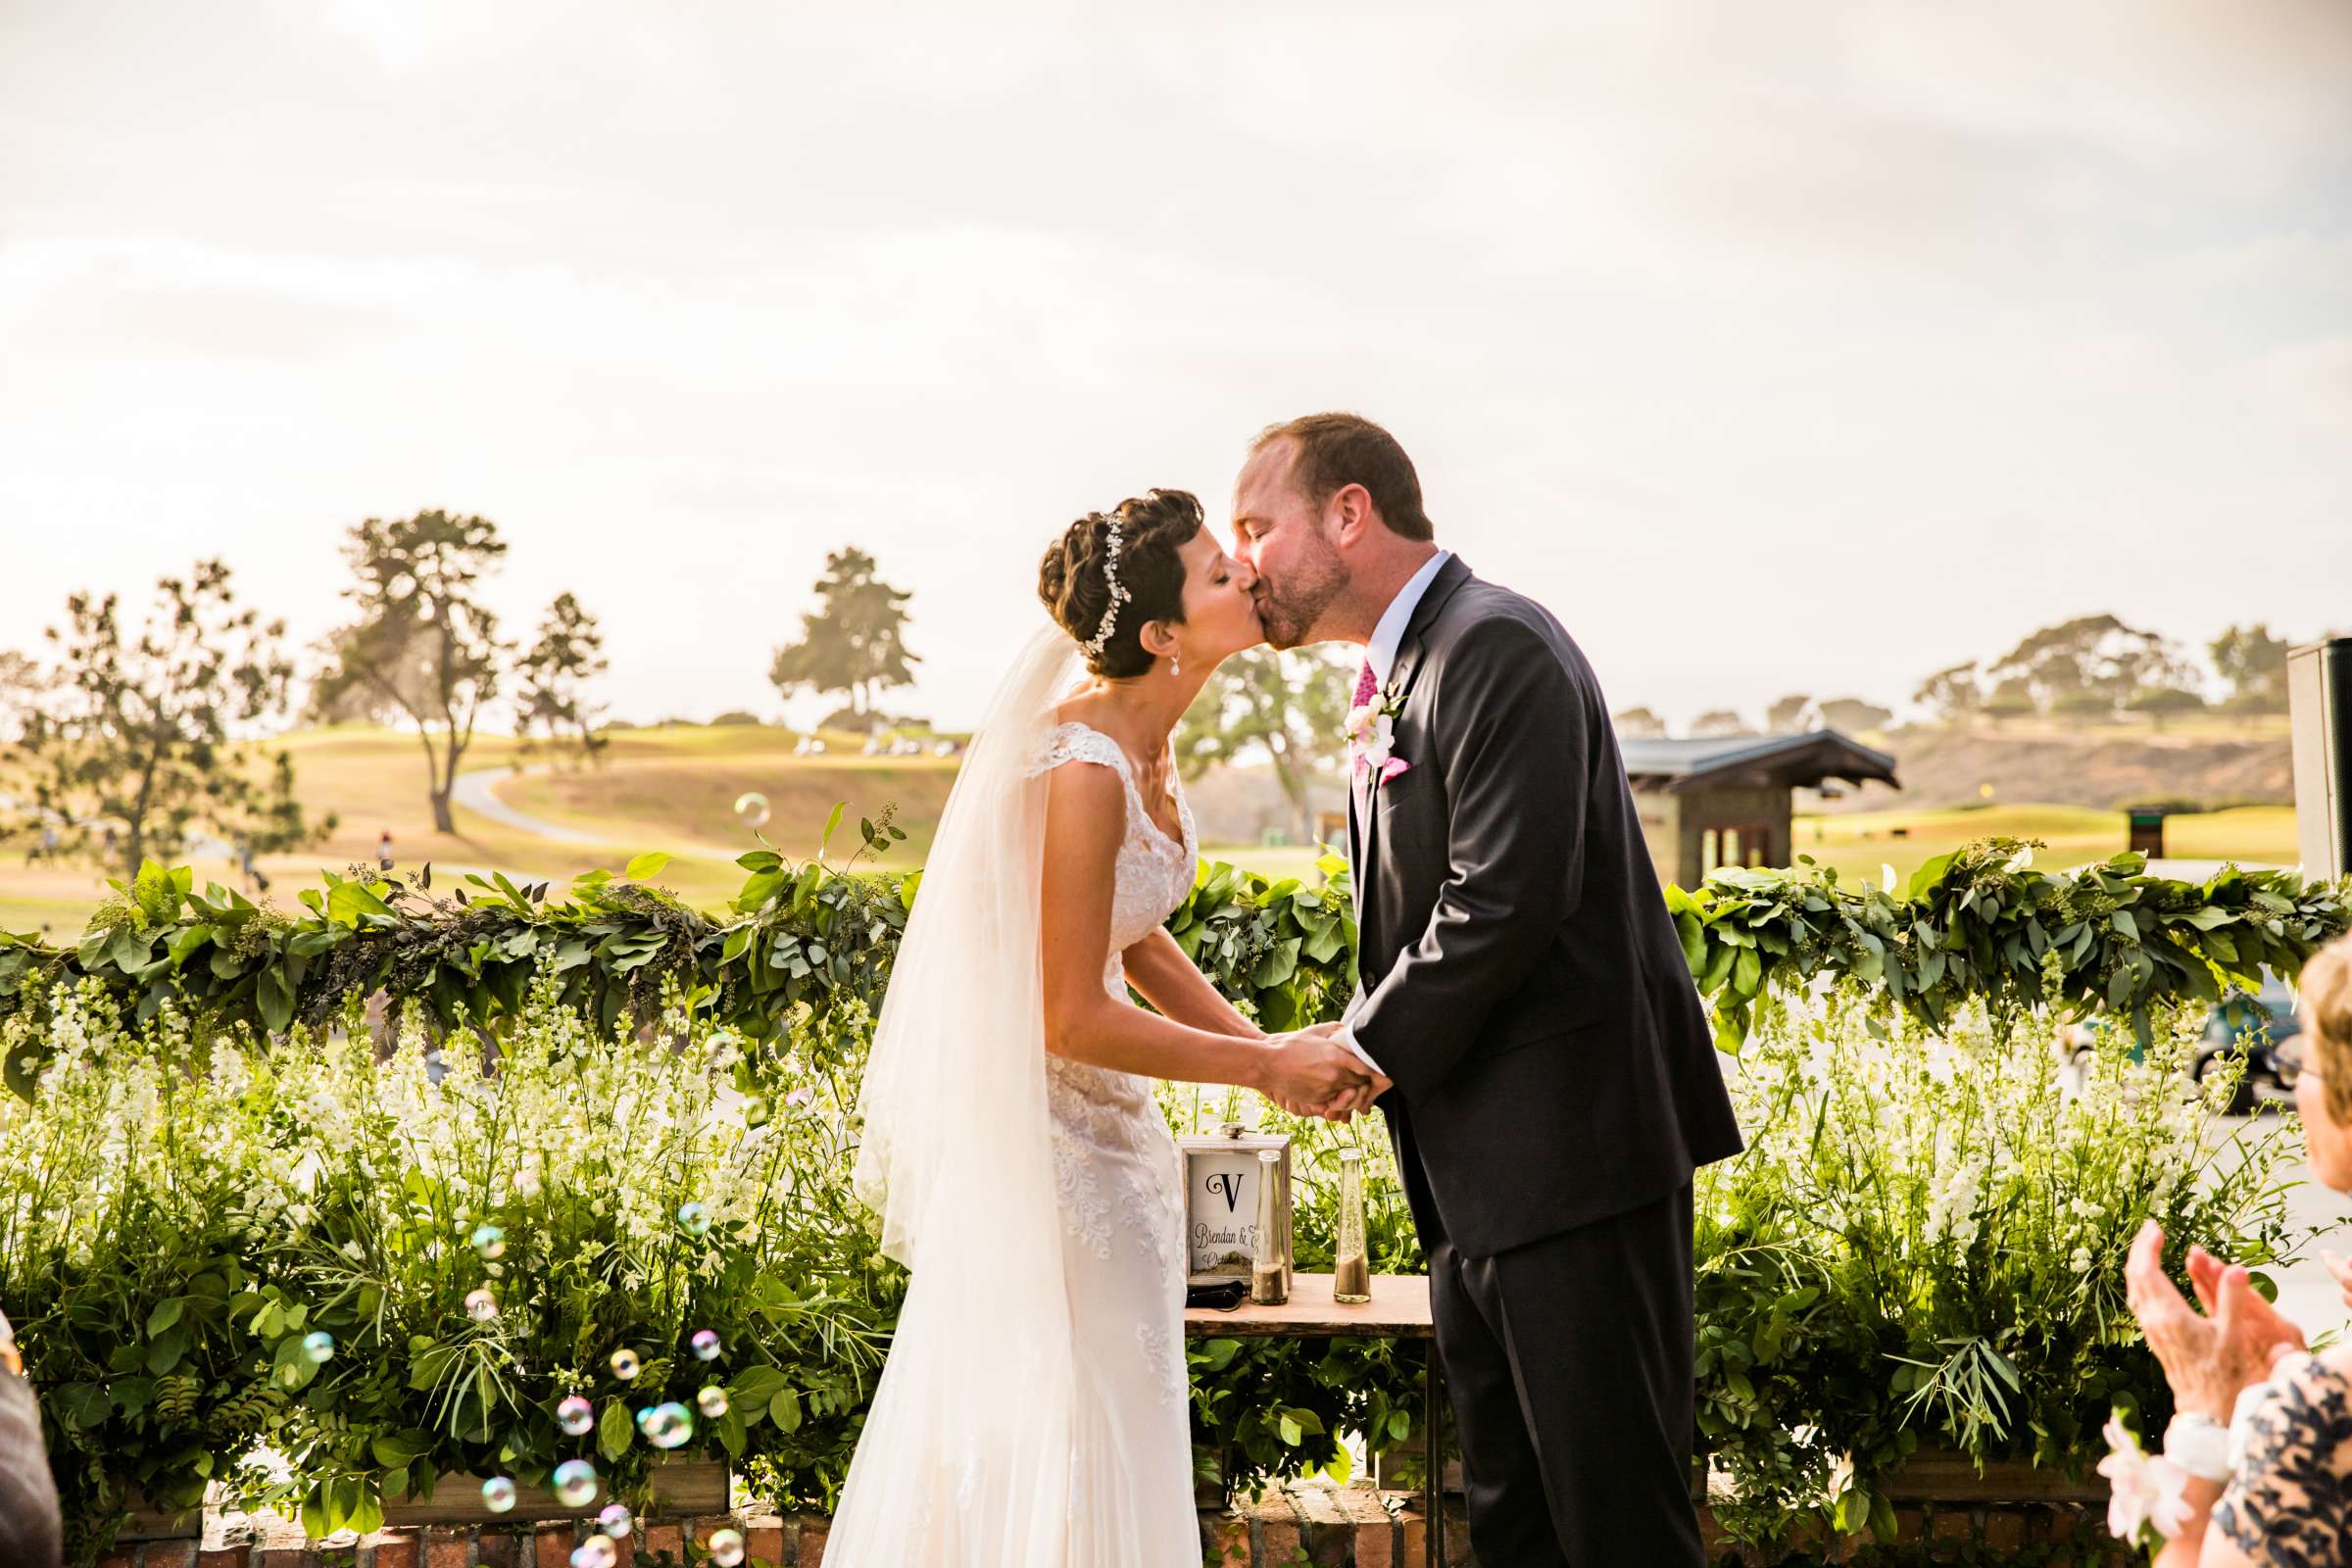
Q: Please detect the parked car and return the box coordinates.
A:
[2196,977,2302,1112]
[2054,975,2301,1113]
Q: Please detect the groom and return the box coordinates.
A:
[1234,414,1744,1566]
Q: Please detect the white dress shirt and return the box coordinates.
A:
[1338,550,1450,1078]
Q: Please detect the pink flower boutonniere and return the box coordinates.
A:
[1345,680,1411,789]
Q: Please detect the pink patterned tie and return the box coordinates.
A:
[1352,658,1378,709]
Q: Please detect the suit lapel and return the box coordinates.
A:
[1357,557,1473,962]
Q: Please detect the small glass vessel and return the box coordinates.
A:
[1250,1148,1288,1305]
[1333,1149,1371,1303]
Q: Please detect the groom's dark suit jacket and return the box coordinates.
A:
[1350,556,1743,1257]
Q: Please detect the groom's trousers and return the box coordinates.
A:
[1427,1180,1702,1567]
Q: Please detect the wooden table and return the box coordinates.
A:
[1185,1273,1447,1568]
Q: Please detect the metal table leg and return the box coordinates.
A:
[1426,1342,1446,1568]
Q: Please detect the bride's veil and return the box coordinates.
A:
[829,623,1085,1564]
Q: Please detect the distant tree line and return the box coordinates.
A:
[1609,614,2315,741]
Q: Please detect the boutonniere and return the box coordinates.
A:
[1345,681,1411,789]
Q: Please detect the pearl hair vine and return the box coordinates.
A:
[1078,514,1131,662]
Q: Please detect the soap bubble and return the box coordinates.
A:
[676,1201,711,1238]
[480,1476,516,1514]
[641,1400,695,1450]
[300,1331,335,1365]
[696,1386,729,1419]
[610,1348,641,1381]
[734,792,770,830]
[597,1503,632,1539]
[465,1288,498,1322]
[570,1536,616,1568]
[557,1395,595,1436]
[470,1223,506,1260]
[707,1527,746,1566]
[551,1458,599,1509]
[690,1329,721,1361]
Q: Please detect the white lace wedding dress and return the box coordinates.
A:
[1022,721,1200,1562]
[824,690,1201,1568]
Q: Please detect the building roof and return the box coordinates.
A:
[1618,730,1901,794]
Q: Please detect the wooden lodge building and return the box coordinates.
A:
[1619,731,1901,891]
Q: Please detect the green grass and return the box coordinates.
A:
[1,718,2307,938]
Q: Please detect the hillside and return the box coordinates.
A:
[1812,721,2292,814]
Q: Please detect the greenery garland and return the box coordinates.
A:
[1671,837,2352,1053]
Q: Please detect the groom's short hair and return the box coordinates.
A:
[1252,413,1434,542]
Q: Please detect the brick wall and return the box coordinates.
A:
[107,1485,2135,1567]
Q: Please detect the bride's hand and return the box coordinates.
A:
[1257,1026,1370,1113]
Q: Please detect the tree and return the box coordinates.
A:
[1912,662,1982,726]
[2209,623,2289,712]
[12,561,331,881]
[1175,647,1353,846]
[0,650,43,744]
[1690,710,1754,739]
[1983,676,2037,722]
[1817,697,1893,735]
[768,548,918,731]
[2128,687,2207,731]
[312,511,511,834]
[1765,694,1814,732]
[1984,613,2194,712]
[1612,706,1668,739]
[514,592,610,767]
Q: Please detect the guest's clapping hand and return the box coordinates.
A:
[1258,1023,1371,1118]
[2126,1219,2302,1422]
[2321,1250,2352,1313]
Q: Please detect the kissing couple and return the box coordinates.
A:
[824,412,1742,1567]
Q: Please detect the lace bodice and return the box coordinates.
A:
[1023,718,1197,1280]
[1027,720,1199,997]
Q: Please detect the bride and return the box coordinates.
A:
[822,489,1375,1565]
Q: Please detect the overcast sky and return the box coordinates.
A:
[3,0,2347,732]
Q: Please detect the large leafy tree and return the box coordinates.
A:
[11,561,329,881]
[766,548,918,730]
[312,511,511,833]
[2209,622,2290,713]
[1984,613,2194,713]
[1690,709,1755,739]
[514,592,610,767]
[1175,647,1353,846]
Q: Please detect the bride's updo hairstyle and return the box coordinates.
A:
[1037,489,1203,678]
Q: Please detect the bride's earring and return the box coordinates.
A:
[1170,650,1182,678]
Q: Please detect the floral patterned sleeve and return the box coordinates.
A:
[2213,1353,2352,1565]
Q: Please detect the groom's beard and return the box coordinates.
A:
[1253,547,1346,651]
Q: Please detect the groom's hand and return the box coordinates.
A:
[1310,1072,1393,1122]
[1258,1025,1370,1116]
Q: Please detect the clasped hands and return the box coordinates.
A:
[1259,1020,1392,1122]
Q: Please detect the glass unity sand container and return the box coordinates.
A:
[1333,1148,1371,1303]
[1250,1149,1289,1305]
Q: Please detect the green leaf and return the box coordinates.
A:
[820,802,846,858]
[624,852,670,882]
[146,1298,185,1337]
[598,1398,634,1463]
[769,1388,802,1433]
[256,966,294,1036]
